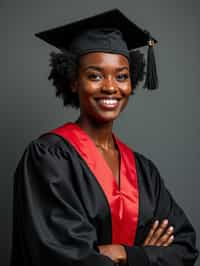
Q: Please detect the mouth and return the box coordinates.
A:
[95,97,121,110]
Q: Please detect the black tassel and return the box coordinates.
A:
[144,40,158,90]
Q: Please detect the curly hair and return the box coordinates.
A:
[48,50,145,108]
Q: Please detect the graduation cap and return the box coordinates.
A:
[35,8,158,90]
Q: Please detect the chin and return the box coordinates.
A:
[91,111,121,124]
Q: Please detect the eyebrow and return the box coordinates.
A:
[83,66,129,71]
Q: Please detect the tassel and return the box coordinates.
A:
[144,39,158,90]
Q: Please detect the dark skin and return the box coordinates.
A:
[73,52,131,187]
[72,52,174,264]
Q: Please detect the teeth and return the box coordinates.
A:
[100,99,118,105]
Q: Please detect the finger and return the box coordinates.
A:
[149,219,169,245]
[155,226,174,246]
[163,235,174,247]
[143,220,159,245]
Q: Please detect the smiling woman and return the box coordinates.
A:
[73,52,132,123]
[10,8,198,266]
[48,47,145,109]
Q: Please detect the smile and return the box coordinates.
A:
[96,98,120,109]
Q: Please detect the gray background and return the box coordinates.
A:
[1,0,199,265]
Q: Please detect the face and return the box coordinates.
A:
[72,52,132,124]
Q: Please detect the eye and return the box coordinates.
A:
[116,73,130,81]
[87,73,102,81]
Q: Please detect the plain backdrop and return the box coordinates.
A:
[1,1,200,265]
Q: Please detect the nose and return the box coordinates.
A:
[101,77,118,94]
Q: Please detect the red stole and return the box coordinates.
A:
[46,122,139,246]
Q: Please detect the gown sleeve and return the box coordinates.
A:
[10,140,115,266]
[124,157,199,266]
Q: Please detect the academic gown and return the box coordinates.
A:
[10,122,198,266]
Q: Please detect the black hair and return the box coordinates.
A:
[48,50,145,108]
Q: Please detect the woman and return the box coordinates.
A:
[10,9,198,266]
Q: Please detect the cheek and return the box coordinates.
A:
[120,95,130,113]
[121,81,132,96]
[78,79,100,96]
[76,81,99,109]
[120,82,132,109]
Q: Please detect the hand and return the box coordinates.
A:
[143,219,174,247]
[98,244,127,264]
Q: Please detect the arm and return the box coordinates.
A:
[124,159,199,266]
[98,219,175,264]
[10,140,115,266]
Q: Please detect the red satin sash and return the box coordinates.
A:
[46,122,139,246]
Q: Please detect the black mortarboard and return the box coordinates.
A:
[35,9,158,90]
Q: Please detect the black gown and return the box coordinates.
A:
[10,122,199,266]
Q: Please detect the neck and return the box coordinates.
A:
[75,117,115,150]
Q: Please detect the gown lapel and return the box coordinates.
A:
[47,122,139,246]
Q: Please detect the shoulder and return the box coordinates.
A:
[116,136,156,171]
[25,133,72,157]
[18,133,72,171]
[133,150,158,174]
[15,134,75,184]
[132,149,164,194]
[116,137,160,178]
[34,133,67,148]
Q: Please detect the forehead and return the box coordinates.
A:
[79,52,129,69]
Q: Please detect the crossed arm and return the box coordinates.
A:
[12,141,198,266]
[98,219,174,264]
[98,158,198,266]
